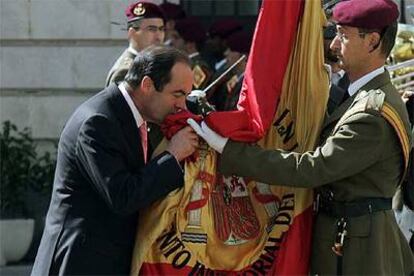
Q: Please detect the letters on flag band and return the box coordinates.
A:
[131,0,329,274]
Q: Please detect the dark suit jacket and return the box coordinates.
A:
[31,84,184,275]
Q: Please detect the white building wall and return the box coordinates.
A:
[0,0,167,148]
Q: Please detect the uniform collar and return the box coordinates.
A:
[348,66,385,97]
[118,83,145,129]
[127,46,139,56]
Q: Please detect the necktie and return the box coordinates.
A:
[139,122,148,163]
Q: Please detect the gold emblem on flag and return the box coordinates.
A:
[134,3,146,16]
[193,65,206,89]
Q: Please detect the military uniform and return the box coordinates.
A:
[172,17,213,90]
[105,1,166,151]
[223,74,244,111]
[190,52,213,90]
[105,48,136,87]
[203,19,243,70]
[208,31,251,111]
[209,72,243,111]
[220,70,414,275]
[159,3,186,47]
[105,1,165,87]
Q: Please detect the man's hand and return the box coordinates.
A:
[166,126,199,161]
[187,119,228,154]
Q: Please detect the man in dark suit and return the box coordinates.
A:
[105,1,166,86]
[189,0,414,274]
[32,46,198,275]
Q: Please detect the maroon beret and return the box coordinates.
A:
[226,31,252,54]
[332,0,399,29]
[208,19,243,39]
[159,3,186,20]
[125,1,166,23]
[175,17,206,44]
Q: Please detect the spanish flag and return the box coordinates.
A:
[131,0,329,274]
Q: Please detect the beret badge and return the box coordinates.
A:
[133,3,146,16]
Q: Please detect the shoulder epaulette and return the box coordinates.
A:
[381,102,411,183]
[333,89,410,184]
[364,89,385,112]
[122,57,133,68]
[193,65,207,89]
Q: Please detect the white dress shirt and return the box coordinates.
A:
[118,83,145,130]
[348,66,385,97]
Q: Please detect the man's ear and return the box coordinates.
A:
[140,76,154,93]
[368,32,381,52]
[127,27,136,40]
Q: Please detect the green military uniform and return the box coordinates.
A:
[105,49,136,87]
[190,52,213,90]
[219,71,414,275]
[212,73,244,111]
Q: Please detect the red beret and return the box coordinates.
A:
[159,3,186,20]
[175,17,206,44]
[125,1,166,23]
[226,31,252,54]
[333,0,399,29]
[208,19,243,39]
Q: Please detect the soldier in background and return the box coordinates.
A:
[160,2,186,46]
[202,19,243,72]
[171,17,213,90]
[209,31,252,111]
[105,1,166,86]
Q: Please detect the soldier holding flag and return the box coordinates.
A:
[189,0,414,274]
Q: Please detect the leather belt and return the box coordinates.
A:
[317,197,392,218]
